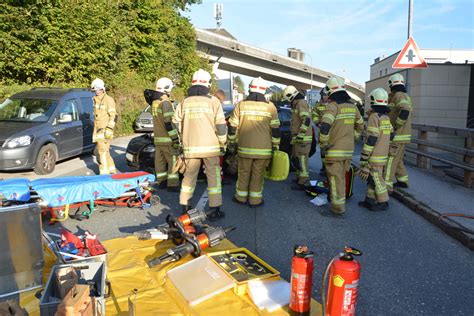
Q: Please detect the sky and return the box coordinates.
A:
[184,0,474,86]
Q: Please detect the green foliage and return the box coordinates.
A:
[0,0,204,135]
[233,76,245,94]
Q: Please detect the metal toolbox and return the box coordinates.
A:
[0,203,44,298]
[40,261,107,316]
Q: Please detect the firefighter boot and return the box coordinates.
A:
[394,181,408,188]
[358,197,376,210]
[180,204,191,215]
[249,200,264,208]
[370,202,389,212]
[207,207,225,221]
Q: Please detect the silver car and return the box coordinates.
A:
[134,105,153,132]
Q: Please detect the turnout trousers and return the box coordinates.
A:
[384,144,409,192]
[154,144,179,187]
[179,157,222,208]
[96,140,116,175]
[234,157,271,206]
[367,164,389,203]
[325,159,351,214]
[292,143,311,185]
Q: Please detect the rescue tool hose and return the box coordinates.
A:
[438,213,474,235]
[321,255,339,316]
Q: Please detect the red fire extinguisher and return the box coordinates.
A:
[322,246,362,316]
[289,245,314,316]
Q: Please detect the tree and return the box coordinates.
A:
[233,75,245,94]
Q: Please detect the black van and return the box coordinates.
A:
[0,88,95,174]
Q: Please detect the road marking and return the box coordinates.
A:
[195,190,209,210]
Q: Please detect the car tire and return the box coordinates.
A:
[34,144,57,175]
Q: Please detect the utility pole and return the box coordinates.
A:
[408,0,413,39]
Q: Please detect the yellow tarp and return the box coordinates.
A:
[20,237,322,315]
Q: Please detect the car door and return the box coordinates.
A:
[55,99,83,159]
[278,108,292,154]
[79,96,94,152]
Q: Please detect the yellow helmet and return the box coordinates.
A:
[368,88,388,106]
[388,73,405,88]
[324,77,345,96]
[282,85,299,102]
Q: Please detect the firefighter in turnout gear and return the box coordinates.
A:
[319,77,364,215]
[282,85,313,187]
[173,69,227,214]
[383,73,412,192]
[358,88,394,211]
[312,88,330,175]
[91,78,117,175]
[150,77,179,191]
[228,77,280,208]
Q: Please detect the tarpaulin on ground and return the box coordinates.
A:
[29,172,155,207]
[20,237,321,315]
[0,178,31,201]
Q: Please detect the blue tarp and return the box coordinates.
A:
[0,172,155,207]
[0,178,31,201]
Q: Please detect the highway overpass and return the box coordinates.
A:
[195,28,365,101]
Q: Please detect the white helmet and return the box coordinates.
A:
[191,69,212,87]
[368,88,389,106]
[156,77,173,93]
[91,78,105,91]
[249,77,267,94]
[388,73,405,88]
[324,77,346,96]
[282,85,299,102]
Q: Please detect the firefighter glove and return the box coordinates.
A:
[227,142,237,155]
[172,142,182,156]
[389,142,399,156]
[104,127,114,140]
[220,146,226,156]
[358,166,370,181]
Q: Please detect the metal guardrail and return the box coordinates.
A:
[407,123,474,188]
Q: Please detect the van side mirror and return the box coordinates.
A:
[58,113,73,124]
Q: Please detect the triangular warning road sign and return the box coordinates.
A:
[392,37,428,69]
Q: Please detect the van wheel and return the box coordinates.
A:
[35,144,57,175]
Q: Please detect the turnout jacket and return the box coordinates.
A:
[320,102,364,160]
[361,112,393,166]
[388,91,412,143]
[228,100,280,159]
[311,101,327,125]
[290,98,313,144]
[173,95,227,158]
[152,94,177,145]
[93,93,116,142]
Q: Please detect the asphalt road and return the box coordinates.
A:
[24,141,473,315]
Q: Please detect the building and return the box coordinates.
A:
[366,48,474,166]
[366,49,474,128]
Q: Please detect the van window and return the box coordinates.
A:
[0,98,57,123]
[80,97,93,119]
[59,99,79,121]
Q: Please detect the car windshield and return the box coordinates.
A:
[0,98,57,123]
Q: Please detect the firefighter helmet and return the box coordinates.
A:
[91,78,105,91]
[191,69,212,87]
[368,88,388,106]
[282,85,299,102]
[324,77,345,96]
[249,77,267,94]
[156,77,173,93]
[388,73,405,88]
